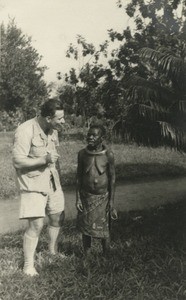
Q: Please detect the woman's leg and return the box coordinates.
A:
[82,234,91,254]
[101,238,110,256]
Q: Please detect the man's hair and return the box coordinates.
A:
[89,124,106,137]
[40,99,63,117]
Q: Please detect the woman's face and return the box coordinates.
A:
[87,128,102,149]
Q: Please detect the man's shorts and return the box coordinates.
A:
[19,184,65,219]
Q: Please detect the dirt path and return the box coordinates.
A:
[0,176,186,234]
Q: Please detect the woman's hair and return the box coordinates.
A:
[40,99,63,117]
[89,124,106,137]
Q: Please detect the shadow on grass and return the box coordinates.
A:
[1,199,186,258]
[115,162,186,182]
[111,199,186,248]
[61,162,186,187]
[0,199,186,300]
[43,199,186,259]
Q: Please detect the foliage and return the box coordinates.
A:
[57,0,186,151]
[0,19,48,117]
[108,0,186,150]
[57,35,123,123]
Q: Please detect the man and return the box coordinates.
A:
[76,124,117,256]
[13,99,65,276]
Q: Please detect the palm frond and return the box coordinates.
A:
[158,121,177,140]
[139,48,160,64]
[113,115,185,150]
[139,47,184,81]
[158,121,184,149]
[179,101,186,112]
[169,100,186,113]
[127,103,168,121]
[124,77,175,108]
[124,75,155,88]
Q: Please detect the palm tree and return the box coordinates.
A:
[114,42,186,151]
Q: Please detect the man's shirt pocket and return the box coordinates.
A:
[30,136,46,157]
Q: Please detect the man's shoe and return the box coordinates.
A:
[48,252,67,263]
[23,267,39,277]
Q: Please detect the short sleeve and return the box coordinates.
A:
[12,126,32,159]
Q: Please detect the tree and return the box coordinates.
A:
[57,35,122,123]
[111,0,186,150]
[57,0,186,150]
[0,19,48,117]
[57,83,77,115]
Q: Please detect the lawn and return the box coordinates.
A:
[0,200,186,299]
[0,131,186,299]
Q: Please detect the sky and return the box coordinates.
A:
[0,0,132,83]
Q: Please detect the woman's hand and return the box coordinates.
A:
[110,207,118,220]
[76,200,83,212]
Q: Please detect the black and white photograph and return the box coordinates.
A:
[0,0,186,299]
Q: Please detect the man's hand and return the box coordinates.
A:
[76,200,83,212]
[46,152,60,164]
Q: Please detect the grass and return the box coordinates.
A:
[0,131,186,299]
[0,199,186,299]
[1,131,186,199]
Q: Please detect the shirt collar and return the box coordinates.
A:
[34,117,54,140]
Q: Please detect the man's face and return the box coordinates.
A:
[87,128,102,149]
[49,110,65,131]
